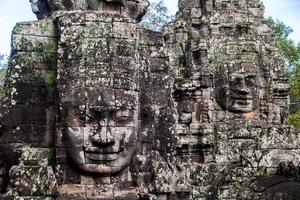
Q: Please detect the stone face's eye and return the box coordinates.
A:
[88,110,103,121]
[246,76,256,87]
[116,109,132,122]
[230,76,242,86]
[74,113,86,122]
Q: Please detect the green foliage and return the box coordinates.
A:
[289,62,300,114]
[140,0,174,32]
[0,53,8,99]
[91,1,101,11]
[267,17,300,69]
[44,70,56,86]
[289,111,300,128]
[268,18,300,125]
[44,42,57,62]
[48,147,56,165]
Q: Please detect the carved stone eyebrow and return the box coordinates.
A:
[88,106,116,112]
[116,109,132,118]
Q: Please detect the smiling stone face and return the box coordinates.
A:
[62,85,138,175]
[215,63,259,113]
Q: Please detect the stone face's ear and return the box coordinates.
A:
[30,0,51,20]
[127,0,150,22]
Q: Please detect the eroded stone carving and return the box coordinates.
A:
[62,85,138,175]
[33,0,149,22]
[215,61,260,113]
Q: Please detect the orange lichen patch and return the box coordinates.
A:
[102,2,121,14]
[58,184,86,195]
[243,111,255,120]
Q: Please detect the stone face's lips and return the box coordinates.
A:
[232,99,253,105]
[84,146,123,154]
[231,98,254,102]
[85,152,121,161]
[84,146,123,161]
[230,94,256,100]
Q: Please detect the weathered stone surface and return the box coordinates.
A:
[163,0,299,199]
[30,0,149,22]
[0,0,299,199]
[9,165,57,196]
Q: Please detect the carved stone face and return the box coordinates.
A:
[215,63,259,113]
[62,86,138,175]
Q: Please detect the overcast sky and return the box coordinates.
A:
[0,0,300,55]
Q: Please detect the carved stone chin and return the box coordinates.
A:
[215,64,259,113]
[63,86,138,175]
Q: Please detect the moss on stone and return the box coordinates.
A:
[288,111,300,128]
[48,147,55,166]
[44,70,56,86]
[91,1,101,11]
[44,42,57,62]
[62,0,73,10]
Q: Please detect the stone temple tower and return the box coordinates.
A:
[164,0,300,199]
[0,0,299,199]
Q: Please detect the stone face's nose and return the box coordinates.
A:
[91,125,115,146]
[87,108,115,146]
[238,79,250,94]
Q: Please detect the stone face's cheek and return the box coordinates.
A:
[63,127,84,147]
[63,127,86,165]
[113,127,136,147]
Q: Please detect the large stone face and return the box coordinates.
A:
[30,0,149,22]
[0,0,299,199]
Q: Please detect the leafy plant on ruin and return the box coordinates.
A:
[268,18,300,127]
[140,0,174,32]
[0,54,8,98]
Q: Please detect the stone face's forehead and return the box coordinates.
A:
[218,62,259,78]
[62,85,138,109]
[227,63,259,73]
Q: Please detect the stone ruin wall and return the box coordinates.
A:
[0,0,299,199]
